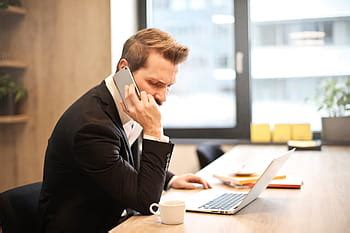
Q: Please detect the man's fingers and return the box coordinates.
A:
[193,176,211,189]
[181,182,197,189]
[123,85,132,110]
[126,85,141,106]
[171,174,212,190]
[140,91,148,105]
[197,178,210,189]
[186,175,211,189]
[206,181,212,189]
[118,100,128,114]
[147,93,158,106]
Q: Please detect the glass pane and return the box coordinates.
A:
[250,0,350,130]
[147,0,236,128]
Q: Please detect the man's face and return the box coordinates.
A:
[132,52,178,106]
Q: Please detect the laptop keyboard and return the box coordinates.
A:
[199,193,246,210]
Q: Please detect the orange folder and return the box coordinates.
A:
[214,174,303,189]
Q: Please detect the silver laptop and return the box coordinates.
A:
[186,149,295,215]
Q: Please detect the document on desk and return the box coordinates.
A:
[214,173,303,189]
[214,157,303,189]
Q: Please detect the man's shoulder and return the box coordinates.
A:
[51,81,122,139]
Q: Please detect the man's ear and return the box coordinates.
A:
[117,58,129,71]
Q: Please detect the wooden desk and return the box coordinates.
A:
[110,145,350,233]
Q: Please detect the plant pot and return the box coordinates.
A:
[0,93,15,115]
[321,116,350,145]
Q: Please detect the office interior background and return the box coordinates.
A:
[0,0,349,192]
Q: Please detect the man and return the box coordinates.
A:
[39,28,211,233]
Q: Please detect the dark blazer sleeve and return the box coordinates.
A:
[72,123,174,215]
[165,171,175,190]
[130,135,175,190]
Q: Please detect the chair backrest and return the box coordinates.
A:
[0,182,42,233]
[196,144,224,169]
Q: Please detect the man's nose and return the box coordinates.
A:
[155,90,167,105]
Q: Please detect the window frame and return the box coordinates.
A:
[138,0,251,139]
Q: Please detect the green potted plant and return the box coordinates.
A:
[0,73,27,115]
[0,0,22,9]
[316,76,350,144]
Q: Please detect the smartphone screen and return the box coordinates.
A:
[112,66,141,108]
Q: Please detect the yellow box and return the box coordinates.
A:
[272,124,292,143]
[292,124,312,140]
[250,124,271,143]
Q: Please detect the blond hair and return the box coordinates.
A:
[120,28,189,72]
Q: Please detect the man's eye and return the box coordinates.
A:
[151,82,163,88]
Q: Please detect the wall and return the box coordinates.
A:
[0,0,111,191]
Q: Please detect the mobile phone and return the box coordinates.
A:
[112,66,141,109]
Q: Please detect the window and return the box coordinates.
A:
[140,0,250,139]
[140,0,350,138]
[250,0,350,130]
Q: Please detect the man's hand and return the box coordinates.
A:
[120,84,162,139]
[170,174,212,189]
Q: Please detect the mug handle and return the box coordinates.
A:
[149,203,160,215]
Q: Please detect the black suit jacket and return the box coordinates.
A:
[38,81,174,233]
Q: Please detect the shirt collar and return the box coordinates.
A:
[105,74,131,125]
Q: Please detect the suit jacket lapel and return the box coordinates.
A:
[93,81,135,167]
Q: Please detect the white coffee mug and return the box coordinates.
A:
[149,200,185,225]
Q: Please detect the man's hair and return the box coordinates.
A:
[120,28,189,72]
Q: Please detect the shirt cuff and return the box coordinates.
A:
[143,133,169,143]
[166,175,177,189]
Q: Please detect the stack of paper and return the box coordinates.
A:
[214,173,303,189]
